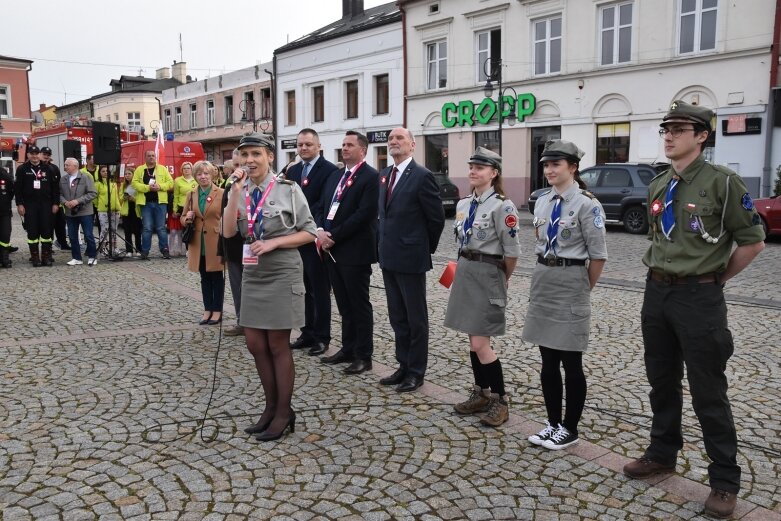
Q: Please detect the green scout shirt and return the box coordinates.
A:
[643,155,765,277]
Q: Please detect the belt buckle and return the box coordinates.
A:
[662,275,674,285]
[545,258,556,267]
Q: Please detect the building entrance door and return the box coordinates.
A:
[531,126,561,192]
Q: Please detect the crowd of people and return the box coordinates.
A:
[0,101,767,518]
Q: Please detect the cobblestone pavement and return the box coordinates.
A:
[1,214,780,520]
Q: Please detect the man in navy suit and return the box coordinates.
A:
[378,127,445,392]
[286,129,339,356]
[318,131,379,375]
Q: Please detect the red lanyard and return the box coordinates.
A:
[244,176,276,240]
[334,161,363,203]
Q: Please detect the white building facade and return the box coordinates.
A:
[400,0,775,205]
[274,1,403,170]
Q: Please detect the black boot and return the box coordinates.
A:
[41,243,54,266]
[29,244,41,267]
[0,247,11,268]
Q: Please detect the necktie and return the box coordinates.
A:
[461,197,480,248]
[251,187,262,236]
[301,162,311,182]
[386,166,399,205]
[661,176,679,240]
[544,195,562,258]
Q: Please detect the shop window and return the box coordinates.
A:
[600,2,633,66]
[596,122,630,164]
[424,134,449,175]
[679,0,718,54]
[533,16,562,75]
[475,130,500,154]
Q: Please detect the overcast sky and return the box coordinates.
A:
[4,0,389,110]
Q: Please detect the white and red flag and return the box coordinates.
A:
[155,123,166,166]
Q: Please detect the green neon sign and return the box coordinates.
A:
[442,93,537,128]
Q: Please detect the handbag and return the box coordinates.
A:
[439,260,457,289]
[181,192,195,245]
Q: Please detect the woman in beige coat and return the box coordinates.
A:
[182,160,225,325]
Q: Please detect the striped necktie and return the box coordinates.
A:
[661,177,679,240]
[544,195,562,258]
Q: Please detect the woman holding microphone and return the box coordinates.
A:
[222,133,317,442]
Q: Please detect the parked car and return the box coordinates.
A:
[433,171,460,217]
[754,194,781,238]
[527,163,668,234]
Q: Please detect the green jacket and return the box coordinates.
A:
[130,164,173,205]
[643,155,765,276]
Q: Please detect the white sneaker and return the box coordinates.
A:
[528,422,557,446]
[87,258,97,266]
[541,424,579,450]
[66,259,83,266]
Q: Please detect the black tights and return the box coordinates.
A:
[539,346,586,434]
[244,328,295,434]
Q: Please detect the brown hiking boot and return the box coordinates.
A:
[453,385,490,415]
[224,325,244,337]
[479,393,509,427]
[623,456,676,479]
[704,488,737,519]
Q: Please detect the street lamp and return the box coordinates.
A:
[239,99,271,133]
[482,58,518,157]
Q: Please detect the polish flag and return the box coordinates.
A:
[155,123,166,166]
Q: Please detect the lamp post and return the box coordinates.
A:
[238,99,271,133]
[482,58,518,158]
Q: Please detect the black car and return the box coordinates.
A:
[527,163,669,234]
[433,171,460,217]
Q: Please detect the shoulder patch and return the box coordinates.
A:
[581,190,595,199]
[741,192,754,211]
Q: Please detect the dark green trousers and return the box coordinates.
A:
[641,277,740,494]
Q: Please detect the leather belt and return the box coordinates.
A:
[648,269,721,286]
[460,250,505,269]
[537,255,587,267]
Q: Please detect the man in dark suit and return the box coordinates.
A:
[218,148,245,337]
[378,127,445,392]
[286,129,339,356]
[318,131,379,375]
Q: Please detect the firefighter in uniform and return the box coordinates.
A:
[14,145,60,266]
[41,146,70,250]
[623,101,765,519]
[0,164,13,268]
[444,147,520,428]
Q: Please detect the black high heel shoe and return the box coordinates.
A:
[243,416,272,435]
[199,312,213,325]
[255,410,296,442]
[206,315,222,325]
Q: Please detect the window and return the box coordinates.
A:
[475,130,499,153]
[114,113,119,121]
[335,148,344,164]
[375,74,389,115]
[424,134,449,175]
[596,122,630,164]
[533,16,562,75]
[189,103,197,129]
[601,169,632,187]
[0,86,8,116]
[679,0,717,54]
[638,169,656,186]
[427,41,447,90]
[164,109,171,131]
[345,80,359,119]
[286,91,296,126]
[375,146,388,171]
[206,100,215,127]
[127,112,141,132]
[580,169,601,188]
[260,88,272,119]
[224,95,233,125]
[477,29,501,82]
[243,91,255,121]
[175,107,182,130]
[600,2,632,65]
[313,85,324,123]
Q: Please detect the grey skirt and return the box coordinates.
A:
[444,257,507,337]
[521,263,592,352]
[239,248,306,330]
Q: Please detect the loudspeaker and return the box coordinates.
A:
[63,140,82,166]
[92,121,121,164]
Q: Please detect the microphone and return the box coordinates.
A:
[225,167,248,186]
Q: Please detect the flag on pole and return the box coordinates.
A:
[155,122,166,166]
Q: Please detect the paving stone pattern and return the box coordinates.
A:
[1,214,780,520]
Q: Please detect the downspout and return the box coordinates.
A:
[268,56,278,172]
[763,0,781,196]
[399,2,408,128]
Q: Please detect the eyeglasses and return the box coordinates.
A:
[659,127,697,137]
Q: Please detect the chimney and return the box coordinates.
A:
[342,0,364,19]
[172,61,187,84]
[155,67,171,80]
[39,103,48,112]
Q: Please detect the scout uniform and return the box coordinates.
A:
[522,140,608,451]
[444,147,520,428]
[231,134,317,331]
[14,146,60,267]
[0,165,13,267]
[629,101,765,508]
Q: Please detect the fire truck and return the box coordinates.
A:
[30,121,142,170]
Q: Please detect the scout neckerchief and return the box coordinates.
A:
[661,175,679,240]
[544,194,562,258]
[460,188,494,250]
[245,175,276,241]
